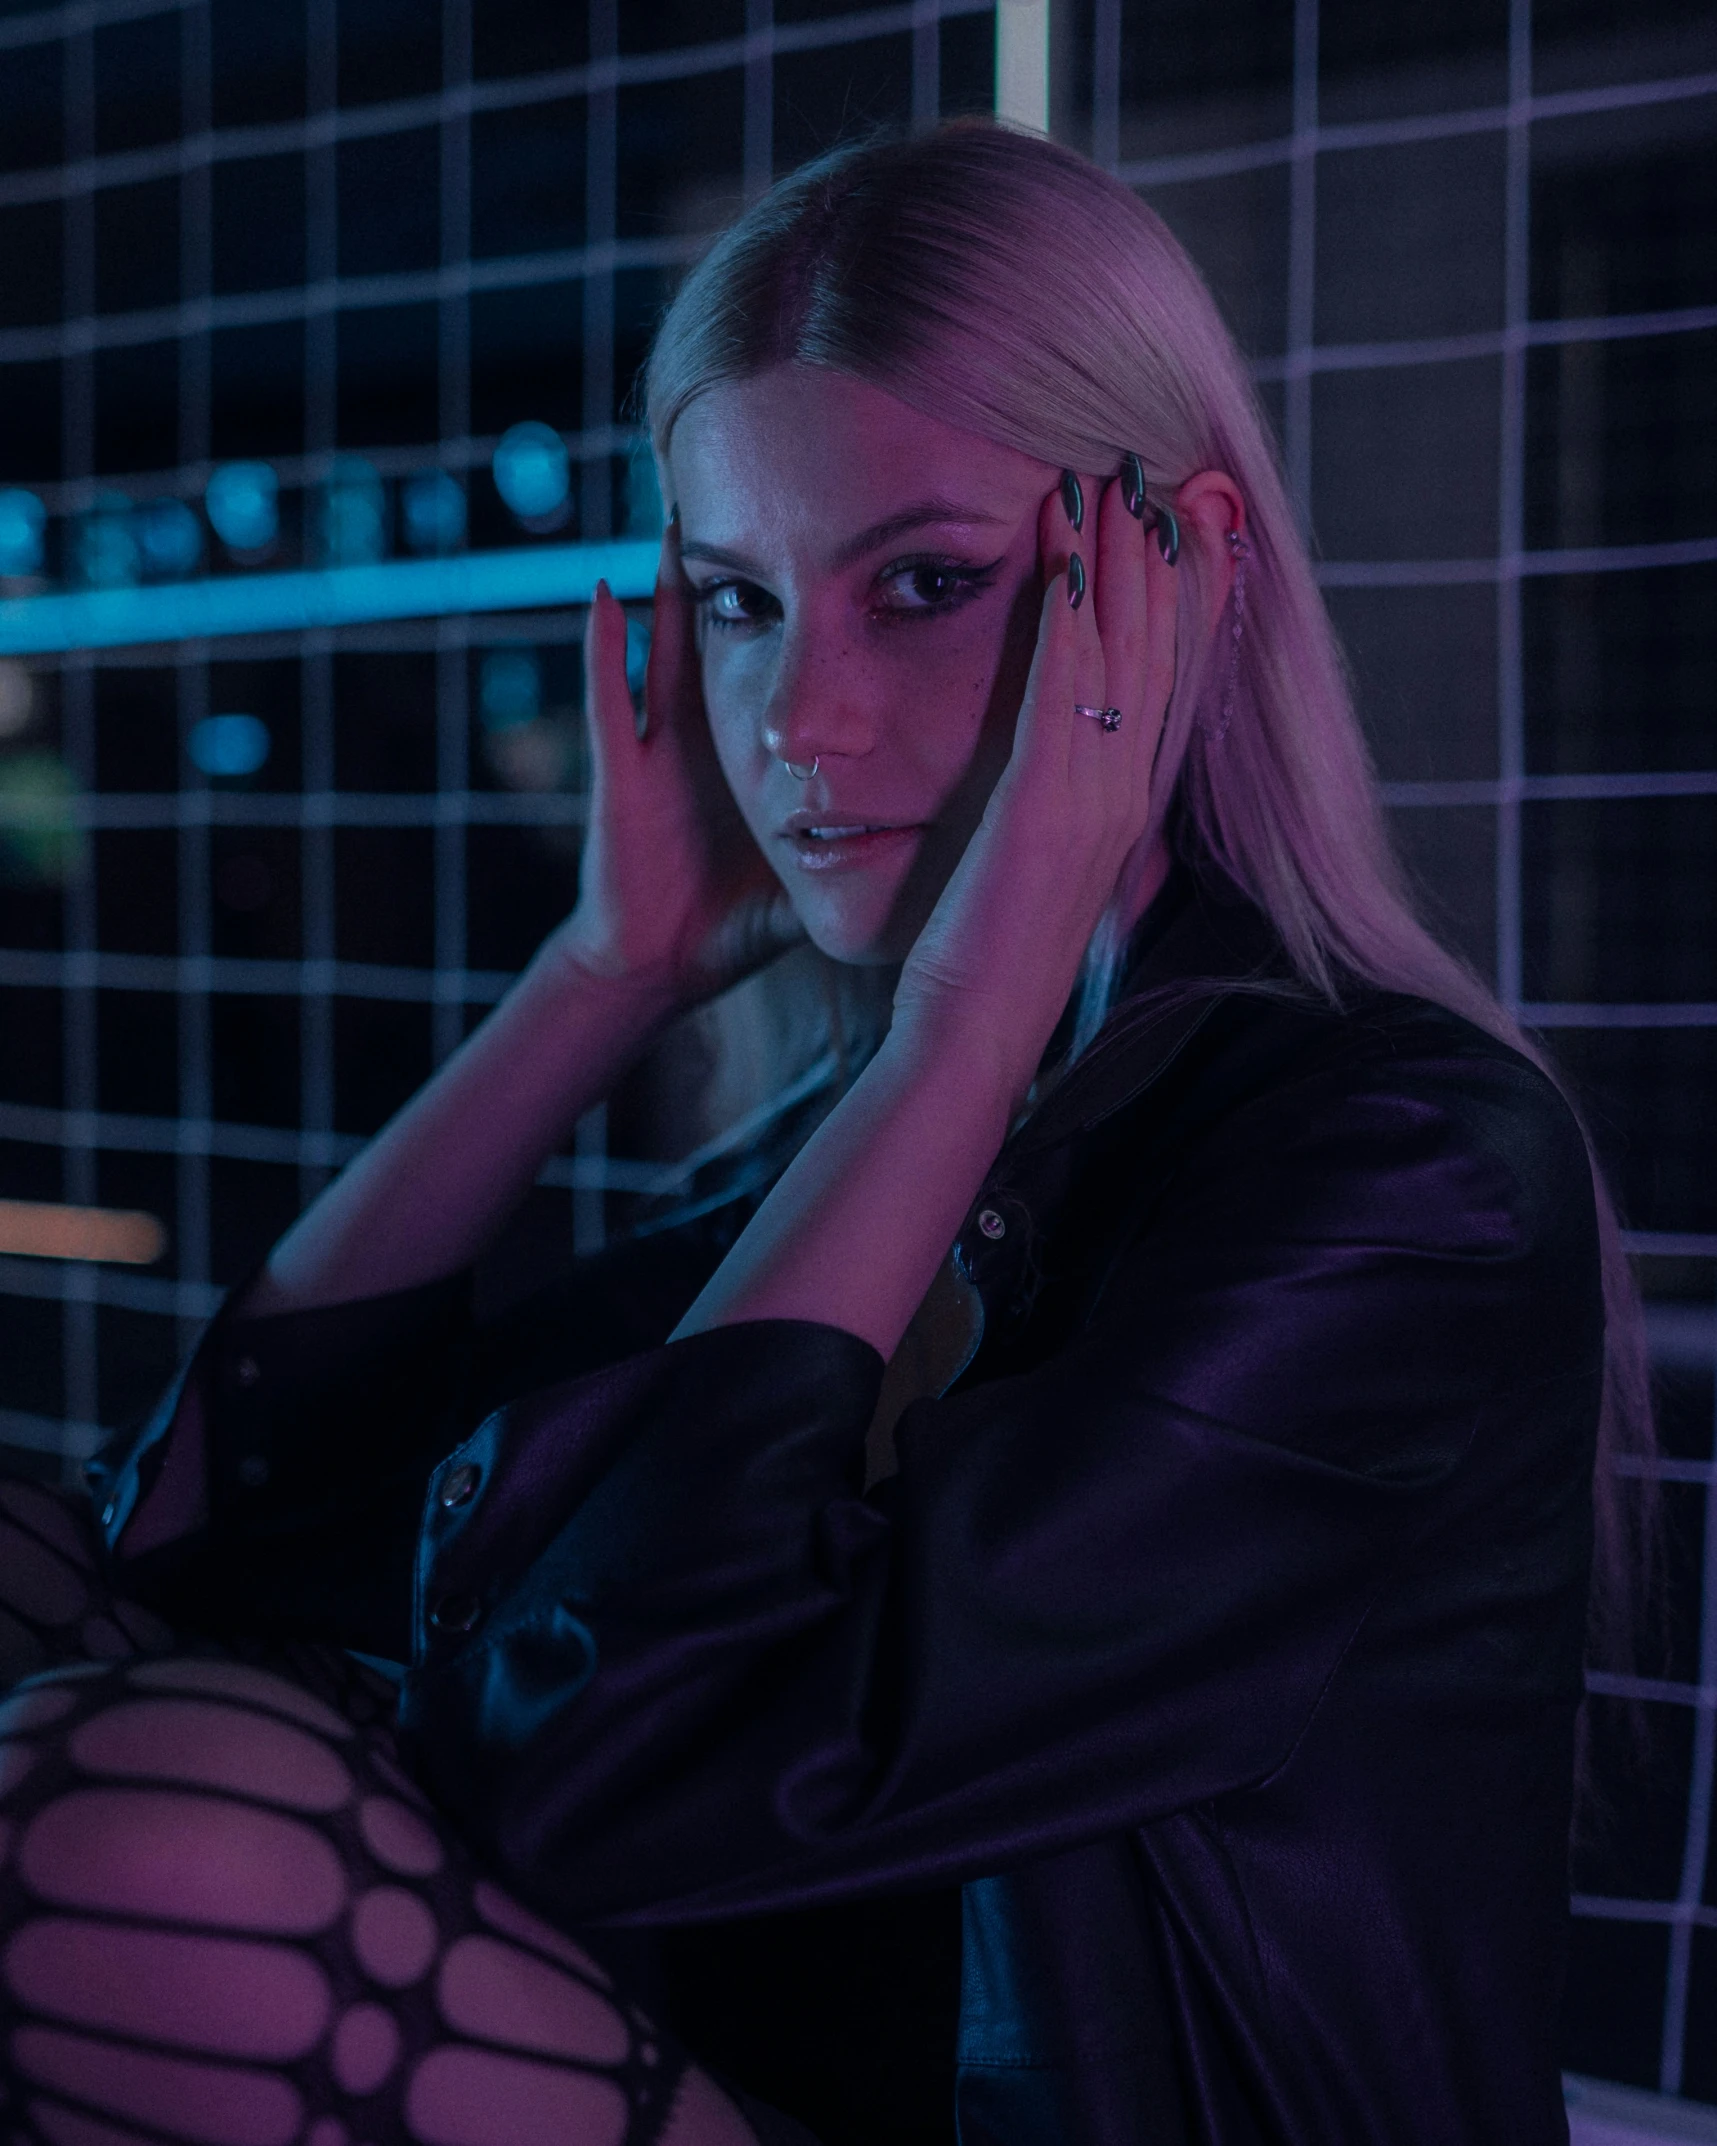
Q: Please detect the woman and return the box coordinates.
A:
[0,124,1647,2146]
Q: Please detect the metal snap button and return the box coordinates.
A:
[440,1463,480,1510]
[235,1453,270,1489]
[235,1354,261,1388]
[430,1592,482,1635]
[976,1208,1007,1240]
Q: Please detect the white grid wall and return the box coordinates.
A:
[0,0,997,1475]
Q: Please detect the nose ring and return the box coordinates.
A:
[784,756,819,780]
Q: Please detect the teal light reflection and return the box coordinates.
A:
[0,541,659,657]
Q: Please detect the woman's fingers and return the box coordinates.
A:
[1061,480,1110,777]
[582,580,639,798]
[1094,474,1148,736]
[1086,471,1176,836]
[1014,480,1104,782]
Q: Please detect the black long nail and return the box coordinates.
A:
[667,502,681,531]
[1153,505,1181,567]
[1060,469,1084,532]
[1067,553,1086,609]
[1121,453,1146,519]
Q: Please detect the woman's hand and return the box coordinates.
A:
[554,523,801,1009]
[890,471,1180,1105]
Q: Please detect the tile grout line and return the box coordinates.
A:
[173,0,212,1360]
[572,0,620,1260]
[432,0,472,1073]
[297,0,337,1214]
[1282,0,1318,532]
[1493,0,1532,1018]
[57,11,99,1486]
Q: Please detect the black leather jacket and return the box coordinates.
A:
[100,874,1601,2145]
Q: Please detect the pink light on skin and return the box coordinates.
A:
[667,366,1068,967]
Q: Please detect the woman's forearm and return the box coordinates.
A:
[673,1012,1016,1361]
[244,935,677,1316]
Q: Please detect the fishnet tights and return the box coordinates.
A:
[0,1479,761,2146]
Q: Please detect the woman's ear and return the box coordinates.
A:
[1172,470,1247,635]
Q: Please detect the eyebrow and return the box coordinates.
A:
[678,499,1008,579]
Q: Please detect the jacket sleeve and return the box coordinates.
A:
[94,1273,475,1661]
[400,1033,1602,1927]
[95,1217,747,1660]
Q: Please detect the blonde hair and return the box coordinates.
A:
[643,120,1653,1656]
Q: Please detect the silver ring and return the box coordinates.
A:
[1074,703,1123,734]
[784,756,819,779]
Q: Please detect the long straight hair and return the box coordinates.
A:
[643,120,1654,1661]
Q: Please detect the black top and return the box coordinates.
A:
[97,873,1602,2146]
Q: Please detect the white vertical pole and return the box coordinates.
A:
[995,0,1050,135]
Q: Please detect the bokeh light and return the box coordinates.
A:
[135,498,204,579]
[493,422,570,523]
[479,648,541,730]
[320,457,387,565]
[0,490,46,578]
[75,497,140,588]
[402,469,467,554]
[625,441,663,537]
[0,754,82,883]
[188,713,271,778]
[625,615,650,698]
[205,462,280,553]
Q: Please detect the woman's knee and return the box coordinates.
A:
[1,1658,763,2143]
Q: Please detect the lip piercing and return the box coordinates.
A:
[1074,703,1123,733]
[784,756,819,779]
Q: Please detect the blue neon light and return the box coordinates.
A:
[188,714,271,777]
[76,497,141,589]
[205,462,279,553]
[0,540,659,657]
[320,457,387,565]
[493,421,572,521]
[136,498,204,579]
[479,649,541,729]
[402,470,468,554]
[0,491,46,578]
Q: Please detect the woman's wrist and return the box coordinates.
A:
[673,994,1019,1356]
[885,983,1054,1125]
[532,918,686,1043]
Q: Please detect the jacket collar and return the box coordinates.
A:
[1004,864,1287,1161]
[949,867,1291,1319]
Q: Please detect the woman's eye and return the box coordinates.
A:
[696,580,778,630]
[873,562,993,619]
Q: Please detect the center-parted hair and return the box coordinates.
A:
[643,120,1655,1674]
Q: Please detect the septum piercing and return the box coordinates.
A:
[785,756,819,780]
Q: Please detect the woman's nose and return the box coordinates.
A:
[758,628,876,769]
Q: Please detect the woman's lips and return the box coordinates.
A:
[779,822,925,872]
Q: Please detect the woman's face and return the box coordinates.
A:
[668,365,1059,964]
